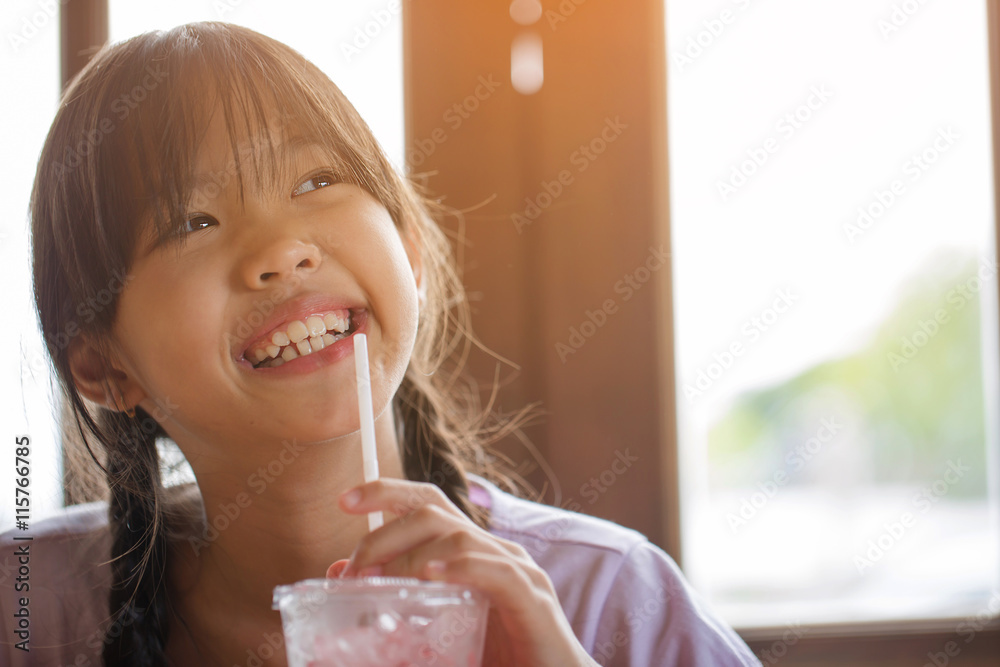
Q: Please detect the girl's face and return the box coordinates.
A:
[106,107,421,453]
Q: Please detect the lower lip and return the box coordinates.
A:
[240,311,368,376]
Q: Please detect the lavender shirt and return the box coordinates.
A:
[0,475,759,666]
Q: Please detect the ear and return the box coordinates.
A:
[67,336,147,412]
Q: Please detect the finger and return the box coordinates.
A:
[376,529,512,580]
[340,478,458,520]
[345,503,468,575]
[340,479,529,561]
[423,552,558,623]
[491,534,536,561]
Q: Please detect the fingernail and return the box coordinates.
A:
[341,489,361,508]
[426,560,446,578]
[326,559,351,579]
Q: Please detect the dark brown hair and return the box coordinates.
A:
[31,22,526,666]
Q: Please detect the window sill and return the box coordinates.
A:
[739,618,1000,667]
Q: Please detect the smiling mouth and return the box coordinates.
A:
[245,309,359,369]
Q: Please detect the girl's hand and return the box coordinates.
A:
[333,478,598,667]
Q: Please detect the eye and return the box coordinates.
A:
[293,171,341,197]
[182,214,218,234]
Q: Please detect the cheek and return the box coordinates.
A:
[362,232,421,393]
[114,266,226,384]
[382,241,421,338]
[353,213,421,327]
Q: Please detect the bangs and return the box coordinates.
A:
[111,22,400,249]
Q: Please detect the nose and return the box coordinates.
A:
[241,237,322,290]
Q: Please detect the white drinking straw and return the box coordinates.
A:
[353,333,384,531]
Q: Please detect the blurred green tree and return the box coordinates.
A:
[708,250,988,498]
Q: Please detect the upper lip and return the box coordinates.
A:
[232,293,363,362]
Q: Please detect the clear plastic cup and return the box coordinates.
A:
[272,577,489,667]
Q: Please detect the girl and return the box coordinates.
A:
[2,22,759,667]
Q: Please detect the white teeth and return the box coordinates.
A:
[323,312,347,333]
[306,316,326,337]
[287,320,309,343]
[250,310,355,368]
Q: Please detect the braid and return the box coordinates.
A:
[100,407,171,667]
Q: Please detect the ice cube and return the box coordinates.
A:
[375,610,401,634]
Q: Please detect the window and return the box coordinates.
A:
[666,0,1000,627]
